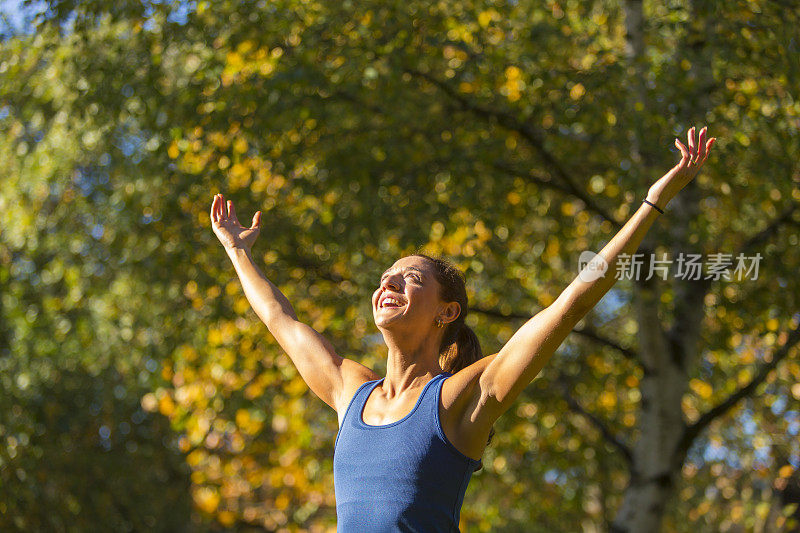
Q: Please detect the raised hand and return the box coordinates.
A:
[210,193,262,252]
[646,126,717,210]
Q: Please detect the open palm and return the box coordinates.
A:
[647,126,717,209]
[210,193,262,251]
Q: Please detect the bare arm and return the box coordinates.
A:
[211,194,378,412]
[476,127,716,419]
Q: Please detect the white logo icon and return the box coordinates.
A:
[578,251,608,282]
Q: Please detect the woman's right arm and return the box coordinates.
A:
[211,194,379,413]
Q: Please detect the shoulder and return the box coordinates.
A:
[334,358,381,421]
[440,353,498,433]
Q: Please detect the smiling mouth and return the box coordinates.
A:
[379,299,406,310]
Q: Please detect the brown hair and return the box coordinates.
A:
[410,250,495,469]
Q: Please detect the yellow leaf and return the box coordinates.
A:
[459,81,474,93]
[545,238,560,257]
[158,394,175,416]
[737,368,752,386]
[194,487,220,514]
[217,511,236,527]
[222,283,238,298]
[236,40,255,55]
[233,137,248,154]
[208,328,223,346]
[275,492,290,510]
[285,376,307,396]
[505,66,521,80]
[168,141,179,159]
[226,51,243,70]
[569,83,585,100]
[235,409,251,428]
[233,296,250,315]
[690,378,713,400]
[599,390,616,409]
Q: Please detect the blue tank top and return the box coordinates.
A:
[333,371,482,532]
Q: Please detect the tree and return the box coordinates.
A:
[2,0,799,530]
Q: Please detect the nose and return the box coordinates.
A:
[380,275,401,292]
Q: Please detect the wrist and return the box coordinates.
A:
[642,198,664,214]
[226,246,253,262]
[644,192,670,211]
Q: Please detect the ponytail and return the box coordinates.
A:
[439,322,481,373]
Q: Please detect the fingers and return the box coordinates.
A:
[701,137,716,164]
[680,126,715,165]
[213,193,226,221]
[697,127,707,160]
[212,193,259,228]
[215,193,222,220]
[675,138,690,163]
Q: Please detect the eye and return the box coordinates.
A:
[379,272,421,284]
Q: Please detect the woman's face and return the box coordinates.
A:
[372,256,441,329]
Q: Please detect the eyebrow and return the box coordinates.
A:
[380,266,425,279]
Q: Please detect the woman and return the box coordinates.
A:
[210,127,716,531]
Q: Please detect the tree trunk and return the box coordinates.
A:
[611,267,690,532]
[611,0,712,530]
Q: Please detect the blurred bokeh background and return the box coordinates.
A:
[1,0,800,531]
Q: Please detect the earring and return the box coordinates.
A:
[436,318,444,328]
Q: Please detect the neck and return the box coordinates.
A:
[379,327,445,398]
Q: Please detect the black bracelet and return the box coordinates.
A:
[643,199,664,214]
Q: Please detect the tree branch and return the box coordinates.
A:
[403,67,621,228]
[734,201,799,258]
[557,372,633,464]
[491,159,583,204]
[471,305,637,360]
[575,324,638,361]
[675,316,800,460]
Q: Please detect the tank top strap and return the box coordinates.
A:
[335,378,381,448]
[424,371,451,424]
[417,372,451,416]
[419,371,449,428]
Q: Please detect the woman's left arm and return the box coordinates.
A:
[477,126,716,419]
[561,126,716,312]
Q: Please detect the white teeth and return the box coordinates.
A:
[381,297,403,308]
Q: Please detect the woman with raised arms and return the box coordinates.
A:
[210,126,716,532]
